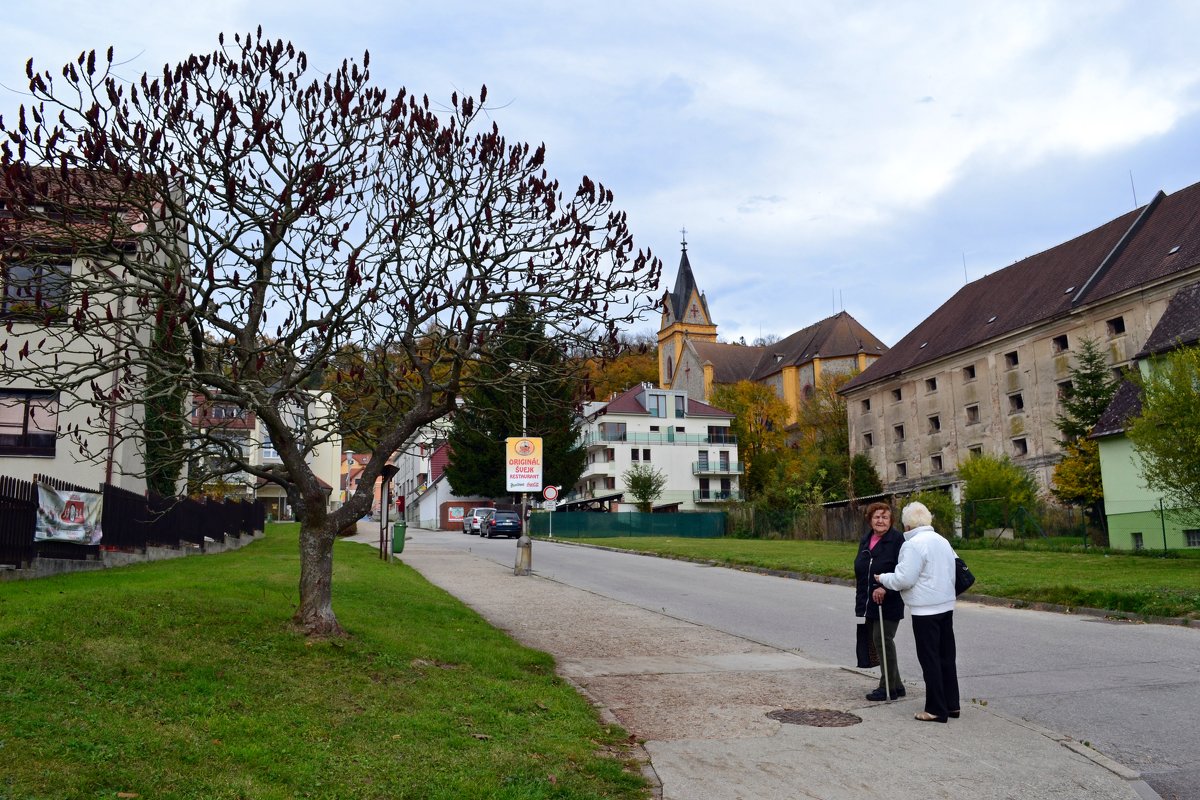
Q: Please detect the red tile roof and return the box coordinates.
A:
[843,180,1200,392]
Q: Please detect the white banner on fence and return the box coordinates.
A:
[35,484,103,544]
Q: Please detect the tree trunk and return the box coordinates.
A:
[293,501,345,637]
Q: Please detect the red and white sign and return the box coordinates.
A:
[505,437,543,492]
[542,485,559,501]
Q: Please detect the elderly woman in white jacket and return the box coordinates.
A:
[875,501,960,723]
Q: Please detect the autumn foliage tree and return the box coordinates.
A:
[709,380,789,500]
[0,32,660,635]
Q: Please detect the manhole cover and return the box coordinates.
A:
[767,708,862,727]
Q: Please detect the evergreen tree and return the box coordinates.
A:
[1051,337,1119,526]
[1055,337,1120,443]
[445,298,586,501]
[144,302,188,496]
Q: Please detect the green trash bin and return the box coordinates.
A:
[392,521,407,554]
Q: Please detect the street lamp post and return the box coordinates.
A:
[512,364,533,576]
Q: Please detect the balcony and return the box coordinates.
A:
[582,430,738,447]
[692,461,743,476]
[693,489,742,503]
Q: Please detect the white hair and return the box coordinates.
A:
[901,501,933,530]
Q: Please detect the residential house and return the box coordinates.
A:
[567,383,740,511]
[0,168,154,491]
[1092,281,1200,551]
[251,390,342,519]
[190,390,342,517]
[840,181,1200,496]
[658,244,887,425]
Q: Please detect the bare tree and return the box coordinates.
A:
[0,30,661,635]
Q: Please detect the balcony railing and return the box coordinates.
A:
[692,461,743,475]
[693,490,742,502]
[583,431,738,447]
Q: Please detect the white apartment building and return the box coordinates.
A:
[567,383,740,512]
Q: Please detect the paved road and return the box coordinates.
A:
[424,529,1199,800]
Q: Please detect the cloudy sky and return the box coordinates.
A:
[4,1,1200,346]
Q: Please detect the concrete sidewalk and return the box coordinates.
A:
[351,525,1155,800]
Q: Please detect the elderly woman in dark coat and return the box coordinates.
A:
[854,501,906,700]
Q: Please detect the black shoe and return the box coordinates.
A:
[866,687,904,701]
[948,710,960,718]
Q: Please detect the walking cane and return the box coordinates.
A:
[869,552,891,701]
[877,596,891,701]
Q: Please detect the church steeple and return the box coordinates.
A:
[657,235,717,388]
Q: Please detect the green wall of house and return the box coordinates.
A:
[1098,434,1198,551]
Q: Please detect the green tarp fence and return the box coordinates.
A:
[529,511,725,538]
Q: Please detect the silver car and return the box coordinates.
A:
[465,508,495,535]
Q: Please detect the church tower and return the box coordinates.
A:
[657,235,717,389]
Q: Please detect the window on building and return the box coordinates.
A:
[0,389,58,455]
[646,393,667,418]
[1052,334,1069,353]
[605,448,614,462]
[1107,316,1126,336]
[861,398,871,413]
[2,259,70,314]
[698,450,709,469]
[895,461,907,478]
[600,422,627,441]
[863,432,873,448]
[665,356,673,382]
[966,404,980,424]
[968,445,982,457]
[709,425,732,444]
[1057,380,1074,400]
[642,449,651,462]
[262,437,280,461]
[962,364,976,381]
[928,415,941,433]
[719,450,730,470]
[719,477,731,498]
[891,388,902,402]
[649,425,659,432]
[1185,529,1200,548]
[1012,437,1028,457]
[1131,532,1143,550]
[925,377,938,392]
[676,426,685,433]
[930,454,943,472]
[675,395,686,417]
[605,477,616,490]
[631,448,639,461]
[1009,393,1024,413]
[893,424,905,442]
[699,477,710,498]
[1004,351,1019,369]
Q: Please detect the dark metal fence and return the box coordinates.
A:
[0,472,266,570]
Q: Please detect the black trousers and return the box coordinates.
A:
[911,611,959,719]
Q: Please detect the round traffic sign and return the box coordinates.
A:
[542,485,559,501]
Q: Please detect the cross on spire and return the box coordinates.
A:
[680,226,688,252]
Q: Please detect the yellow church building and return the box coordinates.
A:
[657,244,888,425]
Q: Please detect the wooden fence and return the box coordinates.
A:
[0,473,265,570]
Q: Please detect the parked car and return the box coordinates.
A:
[482,510,522,539]
[465,508,495,535]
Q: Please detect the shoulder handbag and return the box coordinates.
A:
[954,557,975,595]
[856,621,880,668]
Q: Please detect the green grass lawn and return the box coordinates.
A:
[0,524,648,800]
[560,536,1200,620]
